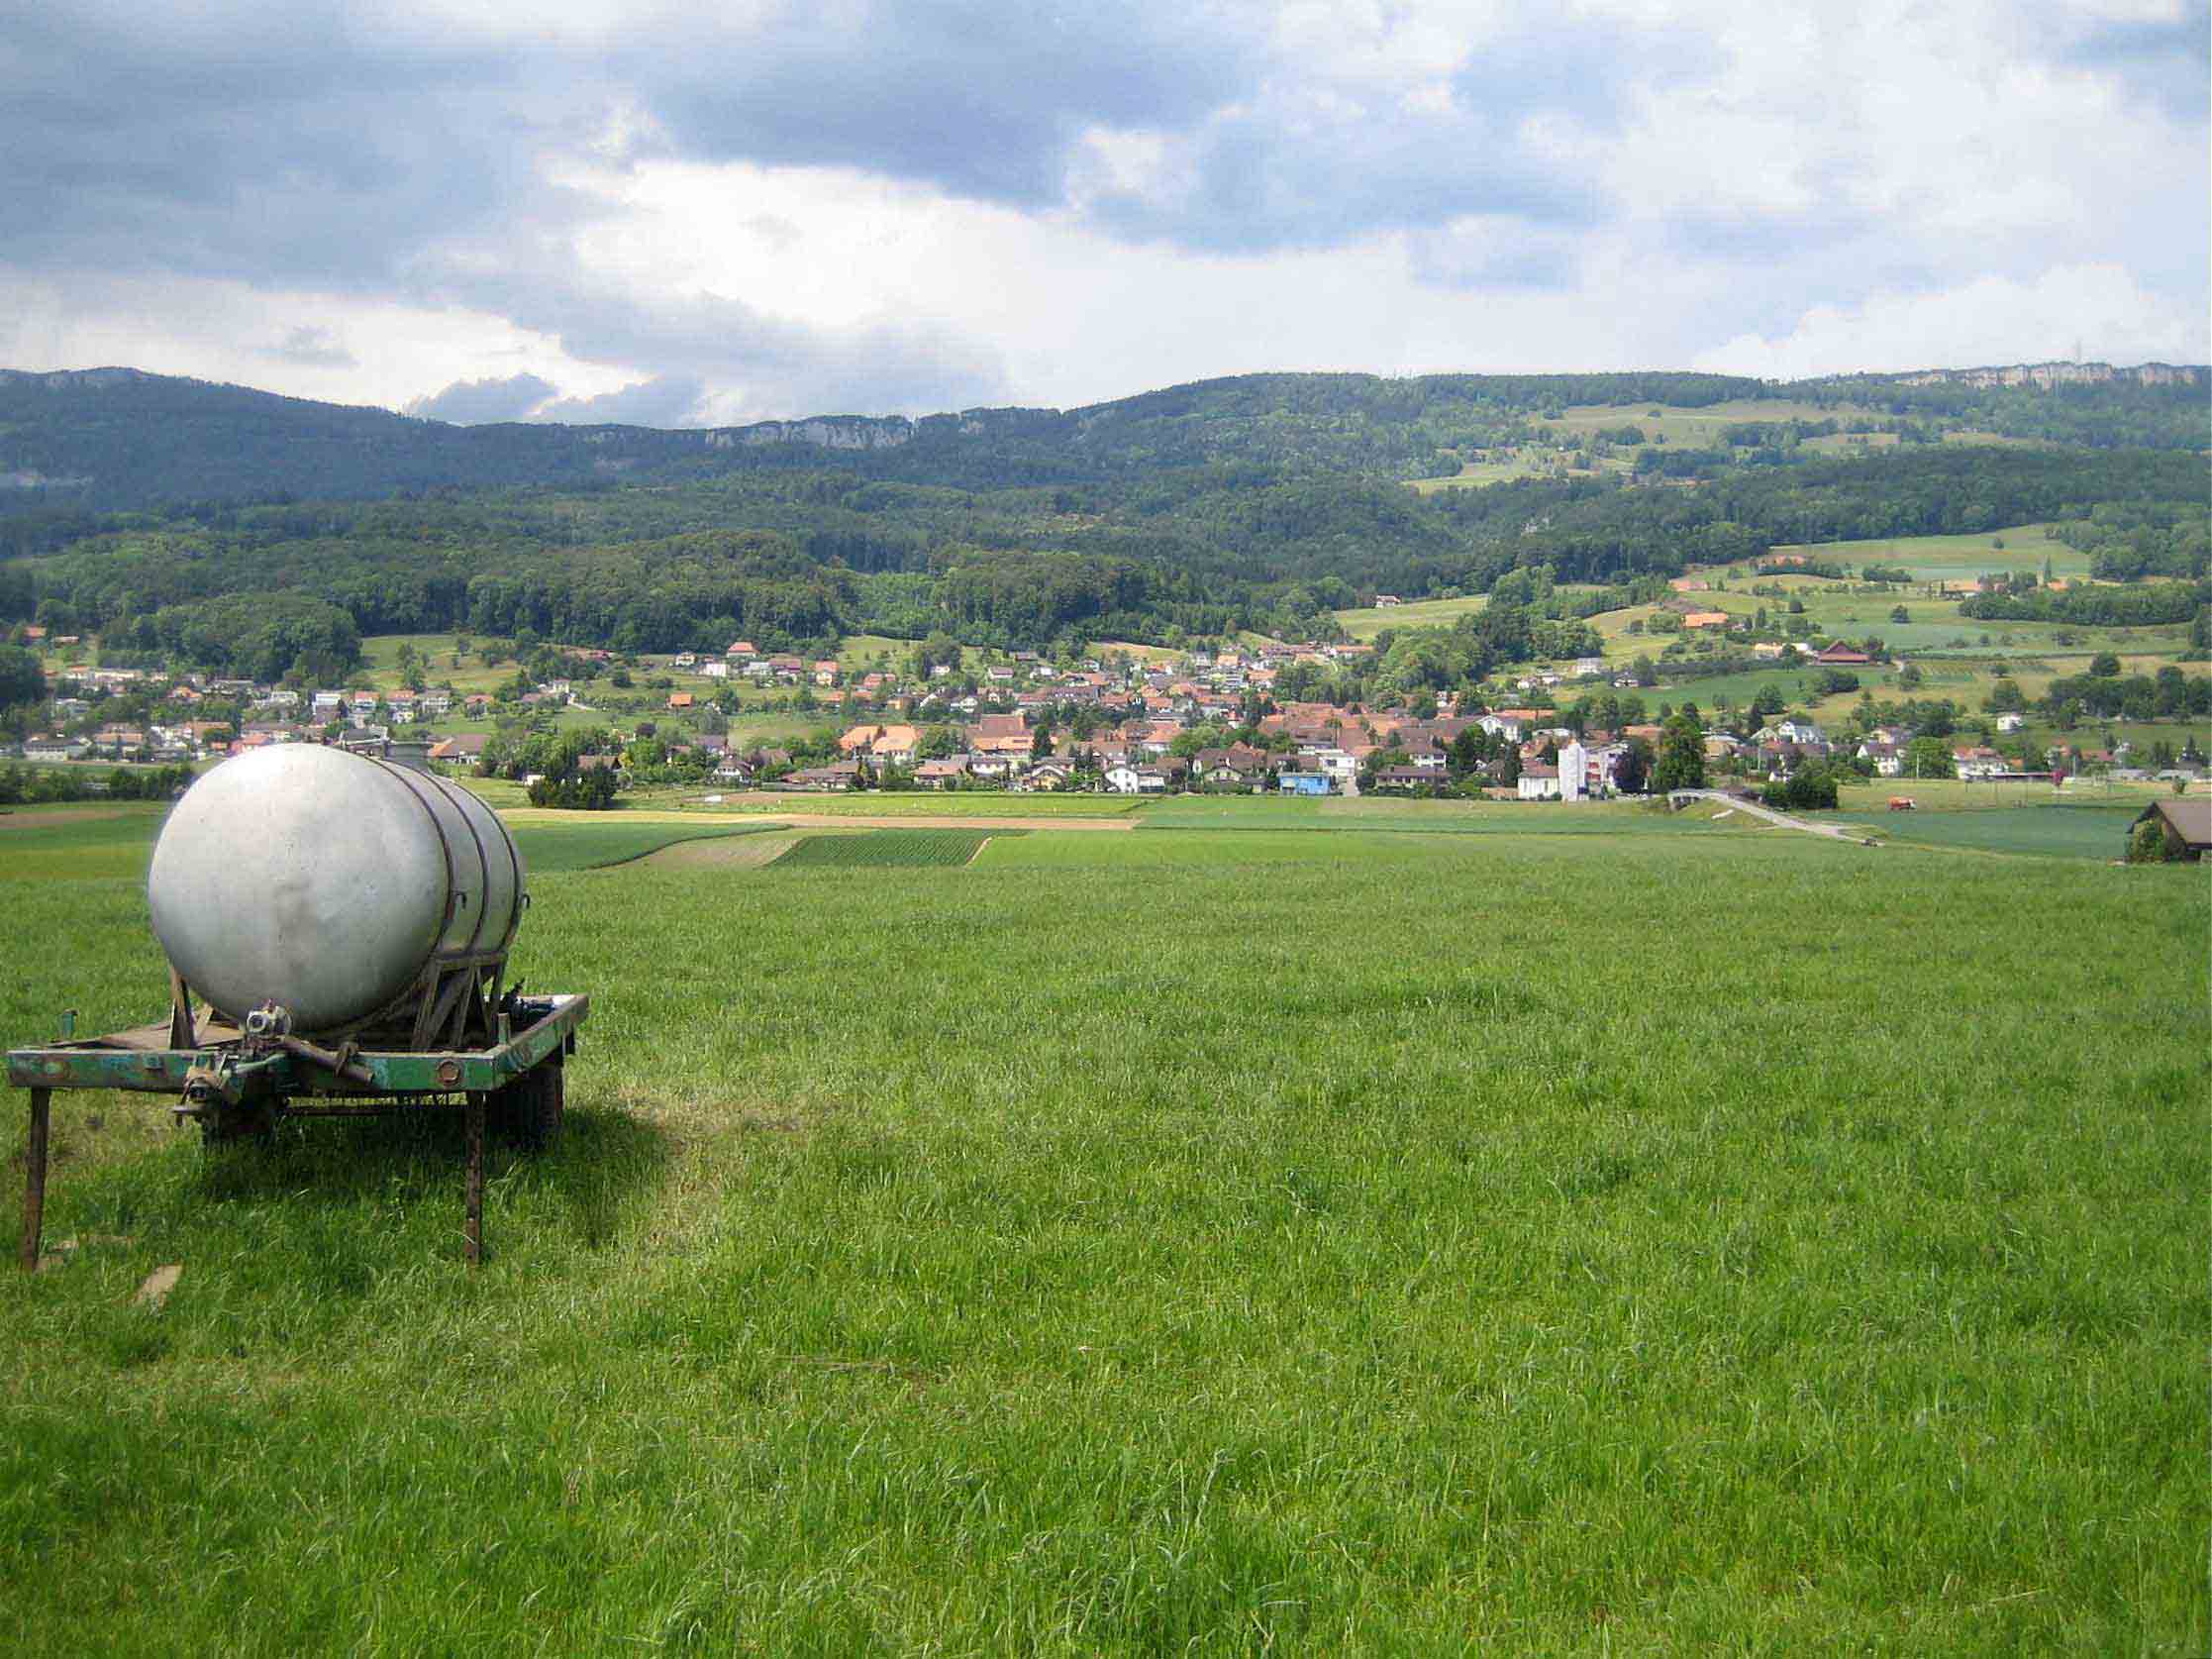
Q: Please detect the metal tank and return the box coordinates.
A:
[148,744,526,1038]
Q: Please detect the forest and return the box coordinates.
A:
[2,367,2205,661]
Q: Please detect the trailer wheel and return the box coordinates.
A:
[491,1059,563,1150]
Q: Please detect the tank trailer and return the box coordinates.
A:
[7,745,589,1266]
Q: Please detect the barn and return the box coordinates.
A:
[2127,798,2212,862]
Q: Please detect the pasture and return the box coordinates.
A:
[1335,593,1490,638]
[0,800,2202,1652]
[1759,523,2090,582]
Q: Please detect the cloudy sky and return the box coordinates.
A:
[4,0,2204,426]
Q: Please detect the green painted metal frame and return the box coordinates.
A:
[10,993,588,1271]
[7,993,587,1096]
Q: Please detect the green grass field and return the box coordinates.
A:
[0,802,168,881]
[509,821,786,872]
[1760,523,2089,582]
[0,802,789,881]
[679,792,1142,820]
[1334,593,1490,639]
[0,800,2204,1650]
[1853,802,2145,859]
[768,829,1001,869]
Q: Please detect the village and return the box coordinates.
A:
[7,616,2204,804]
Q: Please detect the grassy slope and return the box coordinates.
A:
[0,815,2203,1652]
[1335,594,1490,639]
[1760,523,2089,580]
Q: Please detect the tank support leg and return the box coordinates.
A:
[21,1089,50,1273]
[463,1092,485,1267]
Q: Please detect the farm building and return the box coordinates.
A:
[2128,798,2211,862]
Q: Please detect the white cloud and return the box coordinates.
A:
[1692,264,2210,378]
[0,0,2200,420]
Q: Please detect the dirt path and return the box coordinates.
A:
[1667,789,1877,844]
[0,806,135,831]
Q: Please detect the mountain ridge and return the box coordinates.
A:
[1,362,2203,517]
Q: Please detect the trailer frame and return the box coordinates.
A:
[8,991,588,1270]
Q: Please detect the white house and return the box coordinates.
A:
[1517,762,1560,800]
[1995,712,2025,733]
[1104,762,1169,793]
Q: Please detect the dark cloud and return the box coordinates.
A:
[261,325,357,367]
[403,373,556,424]
[2060,2,2210,121]
[0,2,579,290]
[632,1,1260,208]
[1082,21,1713,256]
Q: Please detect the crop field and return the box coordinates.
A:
[1852,801,2145,859]
[0,805,2203,1652]
[678,792,1141,820]
[0,802,166,881]
[768,829,1001,869]
[508,821,786,873]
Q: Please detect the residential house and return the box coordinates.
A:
[1517,763,1561,800]
[429,734,490,767]
[785,762,862,789]
[1370,767,1435,791]
[1018,760,1081,791]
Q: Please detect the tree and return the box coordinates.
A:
[0,645,45,711]
[1889,605,1910,623]
[1652,714,1706,791]
[1904,736,1957,778]
[2089,652,2121,677]
[1615,737,1654,794]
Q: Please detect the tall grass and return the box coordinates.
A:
[0,829,2202,1651]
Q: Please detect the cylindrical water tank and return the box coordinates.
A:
[148,745,526,1036]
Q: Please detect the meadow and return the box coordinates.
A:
[1335,593,1490,639]
[670,792,1140,821]
[768,829,1003,869]
[0,800,2203,1652]
[1759,524,2089,582]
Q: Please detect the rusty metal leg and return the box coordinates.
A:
[22,1089,51,1273]
[463,1091,485,1267]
